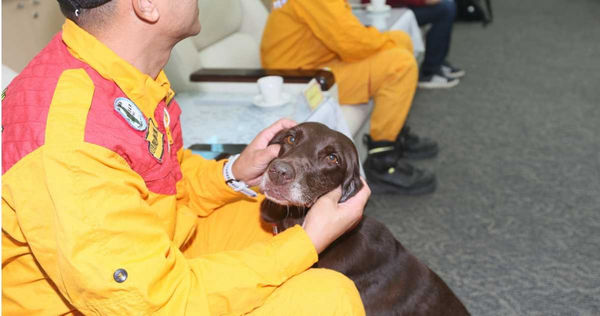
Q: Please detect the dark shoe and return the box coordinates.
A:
[363,127,438,160]
[396,126,439,159]
[364,156,436,195]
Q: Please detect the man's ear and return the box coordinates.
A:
[132,0,159,23]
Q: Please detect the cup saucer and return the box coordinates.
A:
[253,92,293,108]
[366,4,391,13]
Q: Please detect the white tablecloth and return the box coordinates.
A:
[353,7,425,57]
[176,91,312,147]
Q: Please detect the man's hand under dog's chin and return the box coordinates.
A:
[303,179,371,254]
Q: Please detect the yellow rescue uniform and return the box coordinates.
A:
[2,20,364,315]
[261,0,418,141]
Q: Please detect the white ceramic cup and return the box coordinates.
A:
[257,76,284,105]
[370,0,386,9]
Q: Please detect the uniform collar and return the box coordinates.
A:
[61,19,175,119]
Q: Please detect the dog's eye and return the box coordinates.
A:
[285,135,295,145]
[327,153,339,164]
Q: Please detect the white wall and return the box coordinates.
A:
[2,0,64,73]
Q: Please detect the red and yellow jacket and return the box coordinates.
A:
[2,20,317,315]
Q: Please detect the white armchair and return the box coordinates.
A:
[164,0,373,157]
[165,0,268,93]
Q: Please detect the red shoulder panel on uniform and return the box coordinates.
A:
[83,71,183,195]
[2,33,183,195]
[2,33,86,174]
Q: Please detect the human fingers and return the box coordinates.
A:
[240,144,281,186]
[233,119,294,183]
[302,187,342,253]
[253,118,297,147]
[321,186,343,204]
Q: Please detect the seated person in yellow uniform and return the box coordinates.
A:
[1,0,370,314]
[262,0,438,194]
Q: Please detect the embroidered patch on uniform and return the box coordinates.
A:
[163,108,171,129]
[163,108,173,153]
[114,97,147,131]
[145,118,164,162]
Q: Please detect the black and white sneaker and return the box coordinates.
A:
[418,73,459,89]
[441,61,466,79]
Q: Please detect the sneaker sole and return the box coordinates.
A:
[418,79,460,89]
[367,177,437,195]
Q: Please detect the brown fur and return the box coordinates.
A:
[260,122,470,316]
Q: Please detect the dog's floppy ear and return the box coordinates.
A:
[340,162,363,203]
[268,128,290,146]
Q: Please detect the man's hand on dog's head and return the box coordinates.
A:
[303,178,371,254]
[232,119,297,186]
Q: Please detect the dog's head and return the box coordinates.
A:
[260,122,363,223]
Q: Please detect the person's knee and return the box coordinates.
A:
[295,269,365,315]
[441,0,457,20]
[389,31,413,52]
[383,48,418,81]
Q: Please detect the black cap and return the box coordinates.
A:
[57,0,112,16]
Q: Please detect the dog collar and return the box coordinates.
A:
[223,154,257,198]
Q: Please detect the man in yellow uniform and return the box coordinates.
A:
[1,0,369,314]
[262,0,438,194]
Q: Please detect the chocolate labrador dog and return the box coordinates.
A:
[260,122,469,316]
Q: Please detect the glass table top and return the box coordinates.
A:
[174,91,313,148]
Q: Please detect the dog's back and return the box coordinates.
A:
[316,216,470,316]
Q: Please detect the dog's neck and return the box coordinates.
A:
[272,218,306,235]
[262,200,308,235]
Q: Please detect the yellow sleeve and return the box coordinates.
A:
[177,148,246,217]
[292,0,398,61]
[35,143,318,315]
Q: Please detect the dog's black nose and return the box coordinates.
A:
[268,161,295,185]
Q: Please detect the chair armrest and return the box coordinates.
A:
[189,68,336,91]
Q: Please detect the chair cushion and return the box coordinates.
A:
[2,65,18,90]
[198,33,262,68]
[340,102,373,137]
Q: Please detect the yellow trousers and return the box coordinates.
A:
[183,196,365,316]
[322,31,418,141]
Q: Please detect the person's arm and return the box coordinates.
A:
[32,143,318,315]
[176,149,245,217]
[292,0,399,62]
